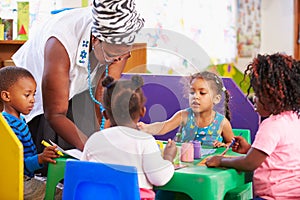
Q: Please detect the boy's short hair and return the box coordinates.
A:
[0,66,35,92]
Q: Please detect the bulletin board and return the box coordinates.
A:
[135,0,238,74]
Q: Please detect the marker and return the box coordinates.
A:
[41,140,64,156]
[220,133,243,156]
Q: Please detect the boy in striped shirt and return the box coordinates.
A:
[0,66,61,199]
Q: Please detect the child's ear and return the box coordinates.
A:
[140,106,146,117]
[213,94,221,105]
[0,91,10,102]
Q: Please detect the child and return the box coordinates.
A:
[138,71,234,147]
[81,75,177,199]
[0,66,61,200]
[205,53,300,199]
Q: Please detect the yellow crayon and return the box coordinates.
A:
[41,140,64,156]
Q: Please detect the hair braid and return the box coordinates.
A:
[244,53,300,116]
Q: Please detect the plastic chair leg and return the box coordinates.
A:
[45,157,67,200]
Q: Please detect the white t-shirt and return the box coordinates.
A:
[12,7,97,122]
[252,111,300,200]
[81,126,175,189]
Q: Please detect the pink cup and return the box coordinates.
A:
[181,142,194,162]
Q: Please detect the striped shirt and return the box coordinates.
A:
[2,112,43,177]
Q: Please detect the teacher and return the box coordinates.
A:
[12,0,144,152]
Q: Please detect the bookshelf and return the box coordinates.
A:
[0,40,25,68]
[0,41,146,71]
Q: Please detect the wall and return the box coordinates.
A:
[1,0,294,72]
[236,0,294,72]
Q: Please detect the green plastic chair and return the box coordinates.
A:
[232,128,251,143]
[224,128,253,200]
[44,157,69,200]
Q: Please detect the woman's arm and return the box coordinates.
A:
[43,37,87,151]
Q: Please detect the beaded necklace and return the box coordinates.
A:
[87,61,108,130]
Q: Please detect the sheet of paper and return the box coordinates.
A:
[174,163,188,170]
[64,149,83,160]
[49,139,82,160]
[201,148,216,157]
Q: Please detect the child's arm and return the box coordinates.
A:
[137,110,186,135]
[24,146,59,175]
[219,118,235,147]
[205,147,267,171]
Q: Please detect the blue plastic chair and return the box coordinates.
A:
[62,160,140,200]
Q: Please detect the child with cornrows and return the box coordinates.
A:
[138,71,234,147]
[206,53,300,200]
[81,75,177,199]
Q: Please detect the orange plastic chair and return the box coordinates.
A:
[0,113,24,199]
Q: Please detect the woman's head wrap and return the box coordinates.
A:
[92,0,144,45]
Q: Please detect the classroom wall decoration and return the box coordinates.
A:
[0,0,262,76]
[237,0,261,57]
[135,0,238,75]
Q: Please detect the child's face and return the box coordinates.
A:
[5,77,36,117]
[253,95,272,117]
[188,78,216,113]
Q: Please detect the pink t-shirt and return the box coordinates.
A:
[252,111,300,200]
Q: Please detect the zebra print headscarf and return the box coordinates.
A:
[92,0,144,45]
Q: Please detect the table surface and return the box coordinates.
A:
[155,147,252,200]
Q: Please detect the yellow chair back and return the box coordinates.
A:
[0,113,24,199]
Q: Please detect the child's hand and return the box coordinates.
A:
[38,146,60,164]
[232,136,251,154]
[137,121,147,131]
[205,156,222,167]
[163,139,177,162]
[213,141,226,148]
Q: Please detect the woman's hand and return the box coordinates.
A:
[38,146,60,164]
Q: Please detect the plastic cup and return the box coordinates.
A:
[193,140,201,159]
[181,142,194,162]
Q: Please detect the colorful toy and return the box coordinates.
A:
[16,24,28,40]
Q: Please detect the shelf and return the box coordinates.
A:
[0,40,26,68]
[0,40,26,45]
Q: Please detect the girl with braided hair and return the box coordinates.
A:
[138,71,234,147]
[206,53,300,200]
[81,75,177,199]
